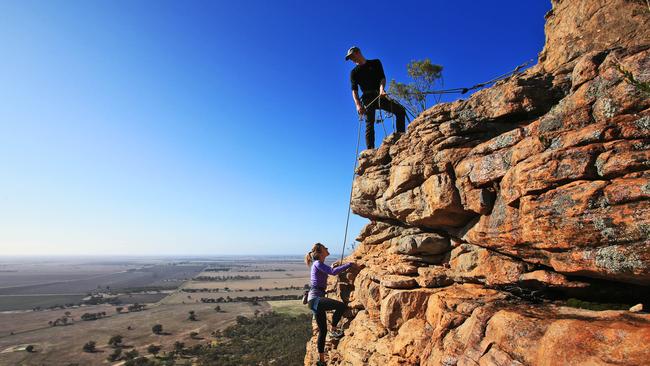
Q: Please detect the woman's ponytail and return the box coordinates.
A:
[305,242,324,267]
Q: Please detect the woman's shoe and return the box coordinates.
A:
[328,329,344,340]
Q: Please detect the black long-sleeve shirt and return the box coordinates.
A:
[350,59,385,98]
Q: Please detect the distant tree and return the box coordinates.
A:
[147,344,161,356]
[116,306,124,313]
[254,309,260,317]
[125,356,154,366]
[173,341,185,355]
[107,347,122,362]
[388,58,444,115]
[128,303,146,312]
[64,311,71,317]
[124,349,139,360]
[152,324,163,335]
[25,345,34,353]
[81,312,105,321]
[214,305,221,312]
[82,341,96,353]
[188,311,197,321]
[108,334,123,348]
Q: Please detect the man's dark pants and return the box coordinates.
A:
[362,94,406,149]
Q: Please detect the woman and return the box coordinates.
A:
[305,243,354,366]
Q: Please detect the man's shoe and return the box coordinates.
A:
[316,361,327,366]
[329,329,344,340]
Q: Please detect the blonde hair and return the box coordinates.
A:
[305,243,325,267]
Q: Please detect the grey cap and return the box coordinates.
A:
[345,46,360,61]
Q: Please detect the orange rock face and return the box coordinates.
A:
[306,0,650,365]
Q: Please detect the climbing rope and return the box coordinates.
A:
[337,115,363,269]
[397,59,533,96]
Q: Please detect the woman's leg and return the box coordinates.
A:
[314,300,328,355]
[316,297,348,329]
[331,299,347,329]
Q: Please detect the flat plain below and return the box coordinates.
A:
[0,256,311,365]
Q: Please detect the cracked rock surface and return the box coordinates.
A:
[305,0,650,365]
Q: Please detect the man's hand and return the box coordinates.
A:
[356,105,366,115]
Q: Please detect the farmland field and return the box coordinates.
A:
[0,255,313,365]
[0,301,267,365]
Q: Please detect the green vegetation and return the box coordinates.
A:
[269,300,312,317]
[196,311,311,366]
[124,349,140,360]
[188,310,197,321]
[199,294,301,303]
[82,341,96,353]
[125,356,158,366]
[147,344,161,356]
[107,347,122,362]
[389,58,444,115]
[128,303,147,312]
[80,311,106,321]
[48,314,72,326]
[616,62,650,95]
[108,334,123,348]
[152,324,163,335]
[565,298,630,311]
[193,275,261,282]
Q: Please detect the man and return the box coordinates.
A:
[346,46,406,150]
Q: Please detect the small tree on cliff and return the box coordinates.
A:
[388,58,443,115]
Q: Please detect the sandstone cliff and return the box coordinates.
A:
[305,0,650,365]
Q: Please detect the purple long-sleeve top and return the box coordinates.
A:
[308,260,352,301]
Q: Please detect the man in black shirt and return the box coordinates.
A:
[346,46,406,149]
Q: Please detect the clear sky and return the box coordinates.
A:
[0,1,551,256]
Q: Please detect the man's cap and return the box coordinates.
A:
[345,46,360,61]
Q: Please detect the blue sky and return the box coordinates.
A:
[0,1,551,256]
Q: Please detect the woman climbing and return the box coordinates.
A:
[305,242,355,366]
